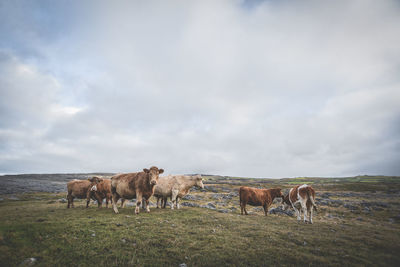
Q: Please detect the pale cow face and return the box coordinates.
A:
[282,202,289,210]
[143,167,164,186]
[88,176,103,192]
[195,175,204,189]
[281,193,291,210]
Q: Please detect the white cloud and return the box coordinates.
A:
[0,0,399,176]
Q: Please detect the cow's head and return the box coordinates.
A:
[88,176,103,184]
[194,175,204,189]
[88,176,103,191]
[143,166,164,186]
[281,194,290,210]
[277,188,284,199]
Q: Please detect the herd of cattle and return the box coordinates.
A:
[66,166,318,224]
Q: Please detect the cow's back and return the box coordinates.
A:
[102,179,111,192]
[111,172,146,199]
[240,186,268,206]
[67,180,91,198]
[154,175,175,197]
[289,185,300,203]
[96,179,112,196]
[175,175,197,197]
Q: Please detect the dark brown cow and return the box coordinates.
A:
[111,166,164,214]
[66,177,102,208]
[282,184,317,223]
[239,186,284,216]
[87,178,113,208]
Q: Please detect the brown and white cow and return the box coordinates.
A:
[111,166,164,214]
[239,186,284,216]
[282,184,317,224]
[66,177,102,208]
[87,178,113,208]
[153,174,204,209]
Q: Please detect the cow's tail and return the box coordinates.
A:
[306,188,317,211]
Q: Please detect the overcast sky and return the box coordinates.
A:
[0,0,399,177]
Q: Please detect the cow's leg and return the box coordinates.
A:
[120,198,126,208]
[96,195,103,208]
[141,197,146,210]
[135,192,143,214]
[86,194,91,208]
[112,194,120,214]
[263,203,269,216]
[141,198,146,210]
[106,194,111,208]
[176,197,180,209]
[145,198,150,212]
[67,194,72,208]
[294,206,300,221]
[240,202,244,215]
[243,202,249,215]
[87,191,97,208]
[171,190,179,210]
[163,197,167,208]
[156,197,160,208]
[309,206,313,224]
[301,200,308,223]
[291,202,301,221]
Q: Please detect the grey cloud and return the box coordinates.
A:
[1,0,400,176]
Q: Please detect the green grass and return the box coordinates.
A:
[1,175,400,266]
[1,192,399,267]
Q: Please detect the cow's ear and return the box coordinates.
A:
[143,168,150,173]
[97,178,104,183]
[158,169,164,174]
[196,175,202,180]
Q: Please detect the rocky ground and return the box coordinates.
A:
[2,173,399,224]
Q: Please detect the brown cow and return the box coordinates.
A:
[111,166,164,214]
[66,177,102,208]
[282,184,317,224]
[239,186,284,216]
[87,178,113,208]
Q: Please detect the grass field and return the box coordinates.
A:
[0,176,400,266]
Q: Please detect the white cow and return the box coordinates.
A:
[153,175,204,209]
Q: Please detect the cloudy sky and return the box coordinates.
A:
[0,0,399,177]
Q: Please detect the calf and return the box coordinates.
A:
[239,186,284,216]
[87,178,113,208]
[153,174,204,209]
[66,177,102,208]
[282,184,317,224]
[111,166,164,214]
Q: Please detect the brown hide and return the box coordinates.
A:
[287,185,316,209]
[111,166,164,214]
[283,184,317,223]
[67,179,95,208]
[239,186,284,216]
[87,179,112,208]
